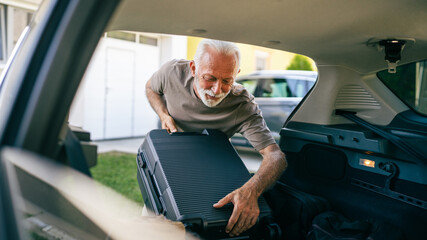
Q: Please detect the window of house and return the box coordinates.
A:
[0,5,6,62]
[106,31,136,42]
[12,8,33,47]
[106,31,158,47]
[255,51,269,71]
[7,6,33,56]
[139,35,157,46]
[377,60,427,115]
[255,57,266,71]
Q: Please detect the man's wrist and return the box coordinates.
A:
[243,176,264,199]
[159,113,171,121]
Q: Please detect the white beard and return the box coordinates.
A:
[194,75,230,107]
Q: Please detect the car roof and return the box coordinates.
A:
[236,70,318,81]
[108,0,427,74]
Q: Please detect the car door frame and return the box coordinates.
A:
[0,0,120,238]
[0,0,119,158]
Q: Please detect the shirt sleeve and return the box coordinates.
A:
[149,59,176,95]
[236,100,276,151]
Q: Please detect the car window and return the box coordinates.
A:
[238,78,314,98]
[377,60,427,116]
[260,78,291,97]
[287,79,315,97]
[238,79,258,95]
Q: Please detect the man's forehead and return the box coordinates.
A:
[198,53,237,73]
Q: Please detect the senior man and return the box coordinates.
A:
[146,39,287,237]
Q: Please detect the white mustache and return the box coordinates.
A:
[200,89,226,98]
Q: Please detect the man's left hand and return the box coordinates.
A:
[213,186,260,237]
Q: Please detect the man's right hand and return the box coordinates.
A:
[146,79,178,134]
[160,115,178,133]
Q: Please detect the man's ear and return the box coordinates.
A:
[190,61,196,77]
[234,68,241,77]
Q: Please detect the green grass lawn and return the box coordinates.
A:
[90,151,144,206]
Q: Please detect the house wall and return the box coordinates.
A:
[0,0,41,73]
[69,34,187,140]
[0,0,40,10]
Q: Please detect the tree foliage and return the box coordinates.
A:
[286,54,314,71]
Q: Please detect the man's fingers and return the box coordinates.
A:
[213,189,260,236]
[161,118,177,133]
[166,120,177,133]
[243,215,257,233]
[226,205,241,234]
[241,216,253,232]
[229,220,244,236]
[213,194,232,208]
[229,208,255,236]
[250,215,257,228]
[168,124,177,133]
[229,214,258,237]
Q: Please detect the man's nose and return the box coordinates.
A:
[211,80,222,95]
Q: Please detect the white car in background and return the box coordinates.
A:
[231,70,317,147]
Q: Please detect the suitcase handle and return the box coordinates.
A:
[137,151,167,215]
[139,166,168,215]
[178,214,205,232]
[137,164,162,215]
[150,173,167,213]
[170,129,210,136]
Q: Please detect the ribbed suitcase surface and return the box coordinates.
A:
[137,129,275,239]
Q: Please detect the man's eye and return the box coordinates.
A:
[203,76,216,81]
[223,79,233,85]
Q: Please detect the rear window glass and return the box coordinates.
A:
[287,79,315,97]
[377,60,427,115]
[238,79,257,94]
[237,77,315,98]
[260,79,291,97]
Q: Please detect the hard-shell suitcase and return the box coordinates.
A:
[136,129,281,239]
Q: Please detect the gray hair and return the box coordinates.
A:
[193,39,241,71]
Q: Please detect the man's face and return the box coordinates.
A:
[191,47,240,107]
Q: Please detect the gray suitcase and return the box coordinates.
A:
[136,129,280,239]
